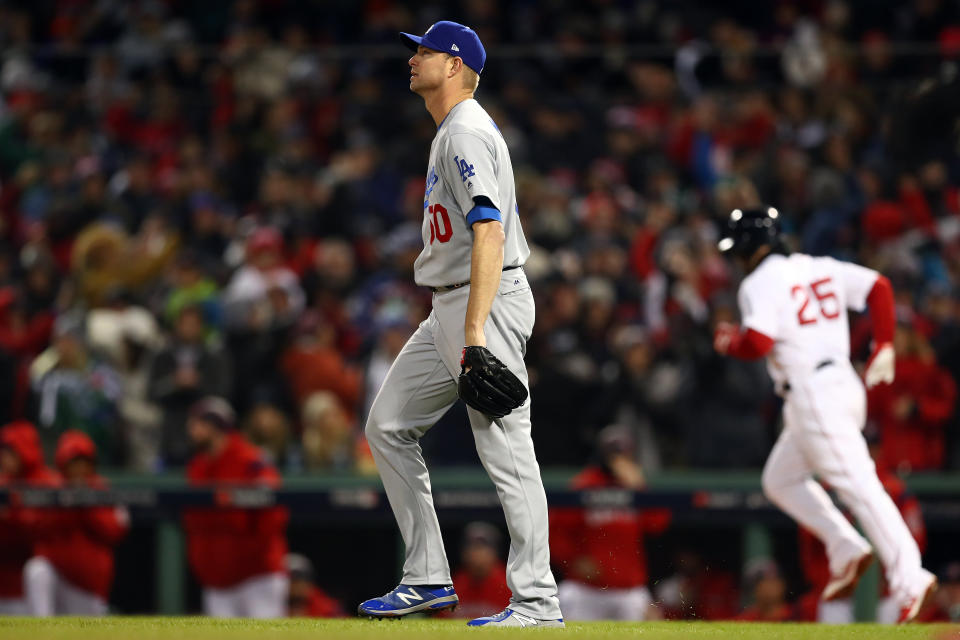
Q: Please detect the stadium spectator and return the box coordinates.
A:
[589,325,696,470]
[161,250,223,340]
[222,227,302,412]
[148,304,231,468]
[30,312,123,464]
[735,558,799,622]
[300,239,361,318]
[0,421,58,615]
[449,522,511,619]
[243,401,294,471]
[222,228,304,331]
[284,553,343,618]
[550,425,670,620]
[177,195,233,281]
[86,301,164,472]
[280,310,361,420]
[24,430,129,616]
[107,155,164,235]
[182,396,289,618]
[300,391,360,472]
[868,320,957,471]
[0,281,55,424]
[927,289,960,468]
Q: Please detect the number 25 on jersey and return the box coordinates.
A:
[792,277,840,325]
[428,203,452,244]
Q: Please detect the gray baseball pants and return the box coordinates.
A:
[365,268,562,620]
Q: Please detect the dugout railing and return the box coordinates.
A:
[2,469,958,619]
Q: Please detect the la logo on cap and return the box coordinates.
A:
[451,44,460,51]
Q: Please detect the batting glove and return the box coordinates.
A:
[713,322,740,355]
[864,342,895,388]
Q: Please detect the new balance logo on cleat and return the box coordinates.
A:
[358,584,458,619]
[395,588,424,606]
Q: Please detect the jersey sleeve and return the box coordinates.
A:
[738,270,781,340]
[830,258,879,311]
[445,132,501,216]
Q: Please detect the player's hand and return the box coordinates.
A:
[607,454,646,490]
[713,322,740,355]
[864,342,895,388]
[458,346,528,418]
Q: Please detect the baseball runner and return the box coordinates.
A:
[357,21,564,628]
[713,207,937,623]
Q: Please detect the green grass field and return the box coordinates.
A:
[0,618,957,640]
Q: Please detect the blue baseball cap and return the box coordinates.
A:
[400,21,486,74]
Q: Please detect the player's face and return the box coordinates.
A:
[188,417,216,452]
[463,543,498,576]
[408,46,450,94]
[0,447,20,476]
[63,457,95,485]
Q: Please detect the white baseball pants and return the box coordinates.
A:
[365,269,562,620]
[818,598,854,623]
[558,581,652,620]
[202,572,288,618]
[818,596,900,623]
[23,556,107,616]
[761,361,932,608]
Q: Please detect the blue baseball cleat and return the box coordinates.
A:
[467,608,565,627]
[358,584,458,618]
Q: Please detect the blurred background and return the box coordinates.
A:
[0,0,959,623]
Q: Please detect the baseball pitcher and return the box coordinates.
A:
[714,207,937,623]
[357,21,564,628]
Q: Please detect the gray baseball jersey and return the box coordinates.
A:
[414,98,529,287]
[365,96,561,620]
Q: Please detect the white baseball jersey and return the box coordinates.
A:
[413,98,529,287]
[737,253,879,388]
[749,251,935,610]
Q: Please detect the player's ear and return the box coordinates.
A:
[448,55,463,79]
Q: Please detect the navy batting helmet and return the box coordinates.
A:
[717,206,782,258]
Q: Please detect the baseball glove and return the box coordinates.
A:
[458,346,528,419]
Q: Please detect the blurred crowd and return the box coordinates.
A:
[0,0,957,475]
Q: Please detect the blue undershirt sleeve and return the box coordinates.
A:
[466,196,502,227]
